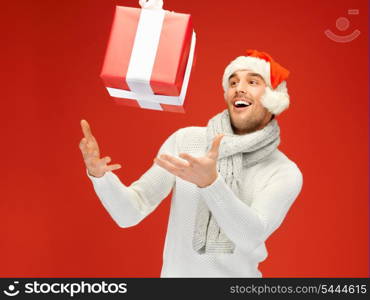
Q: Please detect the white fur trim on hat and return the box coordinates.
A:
[222,56,271,91]
[222,56,290,115]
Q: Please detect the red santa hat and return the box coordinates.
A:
[222,49,290,115]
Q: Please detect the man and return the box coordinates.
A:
[79,49,303,277]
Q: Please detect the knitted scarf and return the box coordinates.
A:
[192,109,280,254]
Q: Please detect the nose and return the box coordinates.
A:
[236,79,248,94]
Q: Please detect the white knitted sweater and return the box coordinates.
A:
[87,126,303,277]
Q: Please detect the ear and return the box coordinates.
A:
[261,81,290,115]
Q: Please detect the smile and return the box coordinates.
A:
[233,99,252,111]
[235,100,251,107]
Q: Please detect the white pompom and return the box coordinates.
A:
[261,81,290,115]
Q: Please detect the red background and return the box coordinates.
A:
[1,0,368,277]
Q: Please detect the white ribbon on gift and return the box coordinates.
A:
[106,0,196,111]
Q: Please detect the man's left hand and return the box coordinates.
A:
[154,134,224,188]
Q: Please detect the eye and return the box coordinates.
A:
[249,80,258,85]
[230,80,237,87]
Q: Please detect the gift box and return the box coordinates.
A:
[100,1,196,113]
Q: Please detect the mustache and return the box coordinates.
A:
[233,93,254,101]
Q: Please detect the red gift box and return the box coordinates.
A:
[100,2,196,113]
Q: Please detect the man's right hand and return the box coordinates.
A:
[79,119,121,178]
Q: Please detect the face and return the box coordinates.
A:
[225,70,273,135]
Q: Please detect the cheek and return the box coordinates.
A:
[254,99,265,110]
[251,90,267,109]
[250,98,265,114]
[251,86,266,99]
[224,91,234,103]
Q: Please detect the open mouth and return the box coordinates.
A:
[233,100,252,109]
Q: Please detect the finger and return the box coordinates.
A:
[86,137,100,157]
[207,134,224,160]
[79,137,87,146]
[84,151,100,166]
[81,119,94,141]
[154,157,181,176]
[85,155,104,167]
[105,164,122,172]
[102,156,111,165]
[81,150,89,161]
[178,153,198,165]
[84,154,98,167]
[79,138,88,151]
[159,154,190,168]
[79,138,90,159]
[85,147,95,157]
[80,147,89,160]
[85,140,99,157]
[86,140,98,151]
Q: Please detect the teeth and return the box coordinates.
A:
[235,100,251,106]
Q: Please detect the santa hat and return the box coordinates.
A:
[222,49,290,115]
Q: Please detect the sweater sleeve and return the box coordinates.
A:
[86,130,178,228]
[197,164,303,253]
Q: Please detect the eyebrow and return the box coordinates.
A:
[229,72,265,82]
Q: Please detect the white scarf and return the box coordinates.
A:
[192,109,280,254]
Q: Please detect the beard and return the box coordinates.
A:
[227,105,270,135]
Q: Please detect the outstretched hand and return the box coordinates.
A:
[154,134,224,188]
[79,120,121,178]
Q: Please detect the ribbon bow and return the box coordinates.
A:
[139,0,164,10]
